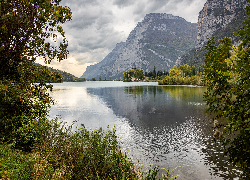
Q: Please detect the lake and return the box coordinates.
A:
[48,81,241,179]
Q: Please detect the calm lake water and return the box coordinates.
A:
[48,81,241,179]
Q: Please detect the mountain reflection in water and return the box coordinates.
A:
[88,86,205,129]
[49,82,241,179]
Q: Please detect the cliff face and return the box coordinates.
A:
[196,0,247,48]
[177,0,248,68]
[81,13,197,80]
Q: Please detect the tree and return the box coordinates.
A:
[153,66,156,78]
[157,70,163,77]
[128,70,134,77]
[169,66,182,77]
[148,71,153,77]
[0,0,72,151]
[134,68,144,81]
[203,7,250,175]
[164,70,169,76]
[178,64,194,77]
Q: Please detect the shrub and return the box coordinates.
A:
[33,120,139,179]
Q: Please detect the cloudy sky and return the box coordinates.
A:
[37,0,207,77]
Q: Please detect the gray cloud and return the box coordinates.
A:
[113,0,135,8]
[146,0,172,13]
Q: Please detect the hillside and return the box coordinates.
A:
[178,0,248,69]
[35,63,86,82]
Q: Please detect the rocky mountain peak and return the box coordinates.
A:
[143,13,182,21]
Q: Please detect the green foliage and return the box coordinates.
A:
[169,66,182,77]
[0,0,72,66]
[157,70,163,77]
[145,166,159,180]
[123,71,129,82]
[148,71,153,77]
[0,0,72,150]
[178,64,196,77]
[153,66,156,78]
[123,69,144,82]
[0,77,56,151]
[203,17,250,176]
[159,75,203,86]
[0,144,35,179]
[159,64,204,86]
[128,70,135,77]
[144,68,169,81]
[134,68,145,80]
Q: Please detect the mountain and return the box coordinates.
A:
[81,42,126,80]
[81,13,197,80]
[177,0,248,68]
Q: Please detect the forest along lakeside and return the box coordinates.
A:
[123,64,205,86]
[48,81,242,179]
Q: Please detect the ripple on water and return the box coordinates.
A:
[116,116,242,179]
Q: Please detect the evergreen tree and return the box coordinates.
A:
[153,66,156,78]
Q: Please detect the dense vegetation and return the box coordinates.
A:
[0,120,150,179]
[203,1,250,176]
[0,0,72,151]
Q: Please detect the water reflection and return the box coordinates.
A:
[48,86,119,129]
[49,82,241,179]
[87,86,207,129]
[87,85,241,179]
